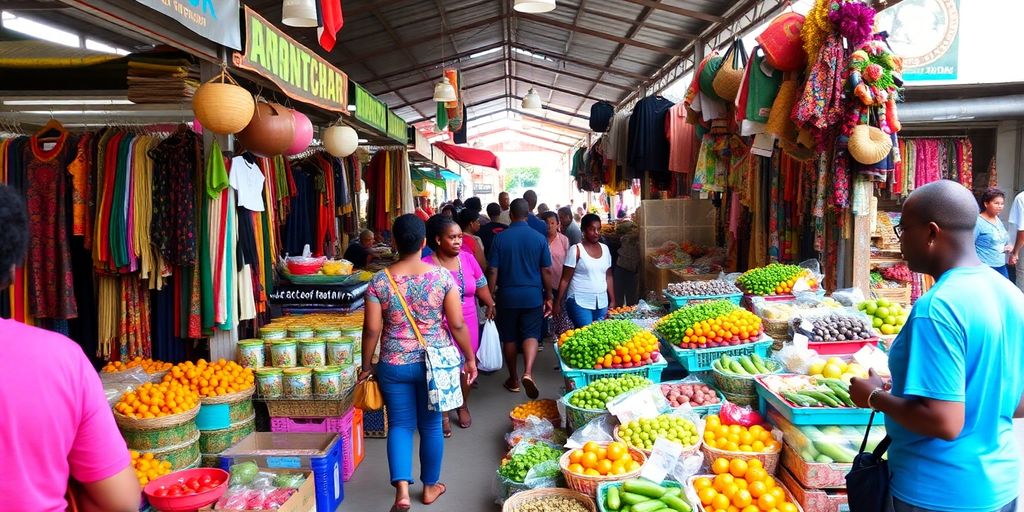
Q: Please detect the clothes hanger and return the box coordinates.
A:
[34,118,66,141]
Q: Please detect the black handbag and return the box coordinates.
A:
[846,410,893,512]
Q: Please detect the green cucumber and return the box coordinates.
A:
[799,390,842,407]
[632,501,669,512]
[751,354,771,373]
[814,453,835,464]
[622,492,652,506]
[813,440,858,463]
[739,356,758,374]
[782,391,818,407]
[720,355,734,368]
[659,493,693,512]
[729,361,748,375]
[663,488,682,497]
[607,486,622,510]
[623,479,669,499]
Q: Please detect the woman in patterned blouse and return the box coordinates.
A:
[358,214,477,512]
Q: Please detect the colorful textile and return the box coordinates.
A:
[423,250,485,352]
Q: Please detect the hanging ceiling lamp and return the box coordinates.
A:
[282,0,318,27]
[433,76,458,103]
[514,0,556,13]
[521,87,543,111]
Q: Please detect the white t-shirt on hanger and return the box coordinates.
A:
[229,155,266,212]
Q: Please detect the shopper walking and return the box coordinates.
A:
[558,206,583,245]
[0,185,141,512]
[496,191,512,225]
[488,198,552,399]
[974,188,1013,279]
[554,214,616,328]
[462,196,489,224]
[540,211,572,339]
[457,208,487,271]
[358,214,478,511]
[522,189,549,237]
[479,202,507,255]
[1006,189,1024,286]
[849,180,1024,512]
[423,215,496,433]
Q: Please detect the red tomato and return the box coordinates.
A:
[166,487,181,497]
[210,478,224,487]
[187,479,201,491]
[199,474,212,486]
[152,487,169,498]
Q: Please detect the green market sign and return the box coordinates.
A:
[387,110,408,144]
[352,83,387,133]
[234,7,349,112]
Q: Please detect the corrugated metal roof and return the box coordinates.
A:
[239,0,767,149]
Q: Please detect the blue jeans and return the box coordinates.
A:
[891,497,1017,512]
[377,360,443,486]
[565,297,607,328]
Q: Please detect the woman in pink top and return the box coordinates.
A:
[0,185,140,512]
[540,211,572,338]
[424,215,496,433]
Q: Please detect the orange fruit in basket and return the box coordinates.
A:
[748,481,767,498]
[763,476,777,489]
[778,503,798,512]
[729,459,748,478]
[627,460,641,472]
[746,467,768,483]
[582,441,600,454]
[596,459,613,475]
[567,463,584,474]
[607,442,627,461]
[733,489,753,508]
[698,487,717,506]
[569,449,584,464]
[713,474,735,492]
[580,452,598,470]
[711,493,731,510]
[712,457,730,475]
[694,477,713,491]
[757,493,777,511]
[584,468,600,476]
[768,487,786,502]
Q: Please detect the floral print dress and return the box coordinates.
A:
[366,267,457,365]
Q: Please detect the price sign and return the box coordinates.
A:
[607,387,662,424]
[793,333,809,351]
[640,437,683,483]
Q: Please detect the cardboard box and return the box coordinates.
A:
[200,470,315,512]
[218,433,343,512]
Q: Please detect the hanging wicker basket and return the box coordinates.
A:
[192,70,255,135]
[848,124,893,165]
[713,40,747,102]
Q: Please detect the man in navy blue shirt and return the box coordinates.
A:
[523,189,549,237]
[488,198,552,399]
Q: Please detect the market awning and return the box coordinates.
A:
[439,170,462,181]
[433,142,500,170]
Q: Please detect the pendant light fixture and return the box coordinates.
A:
[281,0,318,27]
[521,88,542,111]
[514,0,556,13]
[433,76,457,103]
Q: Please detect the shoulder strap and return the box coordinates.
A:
[858,410,892,456]
[384,269,427,348]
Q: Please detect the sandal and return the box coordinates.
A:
[503,378,521,393]
[423,483,447,505]
[457,406,472,429]
[442,416,452,438]
[522,375,539,399]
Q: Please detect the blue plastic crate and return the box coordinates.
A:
[596,480,687,512]
[660,336,773,372]
[218,433,344,512]
[665,292,743,311]
[753,375,880,425]
[554,345,668,391]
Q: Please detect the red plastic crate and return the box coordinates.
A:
[270,409,354,433]
[807,336,878,355]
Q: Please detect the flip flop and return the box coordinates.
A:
[503,378,521,393]
[522,375,539,399]
[423,483,447,505]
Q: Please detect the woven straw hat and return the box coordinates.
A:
[848,124,893,165]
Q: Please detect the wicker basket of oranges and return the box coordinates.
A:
[163,359,256,405]
[509,399,560,430]
[559,441,646,498]
[113,380,201,430]
[700,414,782,473]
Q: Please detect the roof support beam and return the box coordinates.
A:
[620,0,725,23]
[360,41,506,86]
[465,111,588,134]
[335,14,508,66]
[407,94,592,124]
[513,43,648,81]
[514,76,607,102]
[580,7,698,39]
[576,2,659,112]
[367,57,505,97]
[510,57,631,91]
[471,129,575,148]
[515,12,679,55]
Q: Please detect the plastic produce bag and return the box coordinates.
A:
[768,409,886,463]
[229,461,260,486]
[719,401,766,428]
[565,413,617,449]
[476,320,503,372]
[605,385,671,424]
[667,451,705,484]
[505,416,555,447]
[774,344,821,374]
[831,287,866,307]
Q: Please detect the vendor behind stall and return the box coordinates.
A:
[344,229,376,269]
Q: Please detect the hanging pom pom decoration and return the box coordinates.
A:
[828,0,876,48]
[801,0,833,68]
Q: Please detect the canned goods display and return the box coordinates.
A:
[313,366,343,398]
[326,340,354,366]
[237,340,265,368]
[283,367,312,398]
[298,338,327,367]
[270,340,297,367]
[255,367,283,398]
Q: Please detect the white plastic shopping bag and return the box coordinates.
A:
[477,320,503,372]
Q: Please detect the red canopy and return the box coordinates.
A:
[433,142,500,170]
